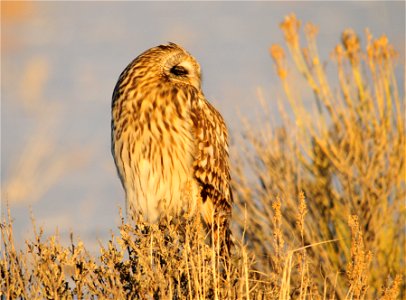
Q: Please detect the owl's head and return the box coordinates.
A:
[135,43,202,91]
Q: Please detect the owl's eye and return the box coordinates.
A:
[170,65,189,76]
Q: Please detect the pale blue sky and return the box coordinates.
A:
[2,1,405,251]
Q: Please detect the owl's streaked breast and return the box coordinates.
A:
[112,85,199,221]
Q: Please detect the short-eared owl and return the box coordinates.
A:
[111,43,232,250]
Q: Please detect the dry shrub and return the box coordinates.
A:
[1,209,260,299]
[233,13,404,299]
[1,14,404,299]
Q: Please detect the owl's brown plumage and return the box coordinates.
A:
[111,43,232,251]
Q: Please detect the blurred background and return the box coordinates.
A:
[2,1,404,253]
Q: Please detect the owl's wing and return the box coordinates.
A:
[191,96,232,223]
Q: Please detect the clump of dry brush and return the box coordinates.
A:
[233,13,404,299]
[1,14,404,299]
[1,208,257,299]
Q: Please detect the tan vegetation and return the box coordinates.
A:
[1,14,404,299]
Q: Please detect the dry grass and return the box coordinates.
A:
[1,14,404,299]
